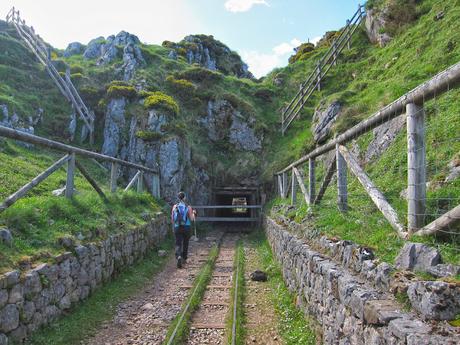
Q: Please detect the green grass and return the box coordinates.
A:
[0,140,164,273]
[27,235,174,345]
[248,230,316,345]
[162,244,220,345]
[268,0,460,266]
[226,240,245,345]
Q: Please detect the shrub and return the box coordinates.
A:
[143,92,179,116]
[106,82,137,99]
[253,87,275,102]
[135,130,163,142]
[176,67,223,84]
[70,72,83,80]
[222,93,255,116]
[289,42,315,64]
[70,65,84,74]
[161,122,187,137]
[165,75,196,98]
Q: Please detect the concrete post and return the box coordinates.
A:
[308,158,316,204]
[137,171,144,193]
[407,103,426,232]
[152,174,160,198]
[336,144,348,212]
[65,153,75,198]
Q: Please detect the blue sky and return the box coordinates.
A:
[1,0,363,77]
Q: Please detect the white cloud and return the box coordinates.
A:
[224,0,269,13]
[273,38,301,55]
[241,38,301,78]
[311,36,322,45]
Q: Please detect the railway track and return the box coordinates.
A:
[164,232,243,345]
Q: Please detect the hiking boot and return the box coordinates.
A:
[177,256,183,269]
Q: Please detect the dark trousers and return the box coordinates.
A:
[174,226,191,260]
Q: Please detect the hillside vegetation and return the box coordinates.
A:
[0,0,459,273]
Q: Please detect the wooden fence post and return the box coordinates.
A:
[317,62,321,91]
[110,162,118,193]
[65,153,75,198]
[346,20,351,50]
[291,169,297,205]
[336,144,348,212]
[407,103,426,232]
[152,174,160,198]
[137,171,144,193]
[308,158,316,204]
[282,172,288,199]
[332,41,338,66]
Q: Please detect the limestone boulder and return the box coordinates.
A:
[395,243,441,272]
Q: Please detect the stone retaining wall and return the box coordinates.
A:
[0,214,168,345]
[265,217,457,345]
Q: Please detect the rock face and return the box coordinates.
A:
[201,99,262,152]
[394,243,442,272]
[364,114,405,163]
[163,35,253,79]
[83,32,145,80]
[0,229,13,247]
[101,98,210,205]
[407,281,460,320]
[0,216,168,344]
[312,101,342,143]
[63,42,85,57]
[0,104,42,146]
[365,9,392,47]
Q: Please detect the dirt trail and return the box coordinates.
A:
[86,235,220,345]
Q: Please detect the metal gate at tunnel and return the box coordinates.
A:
[192,187,263,225]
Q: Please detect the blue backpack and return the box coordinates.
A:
[173,203,188,228]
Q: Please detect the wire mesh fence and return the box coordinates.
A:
[275,62,460,262]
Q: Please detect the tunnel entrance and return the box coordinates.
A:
[193,186,262,225]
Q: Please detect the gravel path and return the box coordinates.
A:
[85,235,220,345]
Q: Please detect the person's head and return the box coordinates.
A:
[178,191,186,201]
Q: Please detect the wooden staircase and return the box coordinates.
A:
[6,7,95,144]
[281,5,366,135]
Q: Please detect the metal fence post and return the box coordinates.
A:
[65,153,75,198]
[407,103,426,233]
[336,144,348,212]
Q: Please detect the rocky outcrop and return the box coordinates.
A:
[82,32,145,80]
[0,215,168,344]
[201,99,262,152]
[63,42,85,57]
[365,9,392,47]
[163,35,253,79]
[101,99,210,204]
[364,114,405,163]
[0,105,42,147]
[312,101,342,143]
[394,243,442,272]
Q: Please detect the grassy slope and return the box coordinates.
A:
[266,0,460,265]
[0,139,163,273]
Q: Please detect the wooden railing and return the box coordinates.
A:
[281,4,366,135]
[5,7,95,144]
[275,61,460,238]
[0,125,160,212]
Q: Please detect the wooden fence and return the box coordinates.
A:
[281,4,366,135]
[5,7,95,144]
[276,61,460,238]
[0,125,160,212]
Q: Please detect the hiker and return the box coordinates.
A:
[171,191,196,268]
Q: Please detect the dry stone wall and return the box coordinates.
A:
[0,214,168,345]
[265,217,458,345]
